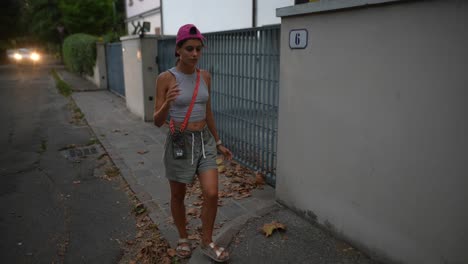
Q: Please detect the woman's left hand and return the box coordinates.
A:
[217,145,233,160]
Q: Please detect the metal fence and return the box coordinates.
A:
[158,26,280,186]
[106,42,125,97]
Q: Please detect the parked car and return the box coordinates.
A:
[6,48,42,64]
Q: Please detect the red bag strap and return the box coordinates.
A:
[170,69,201,134]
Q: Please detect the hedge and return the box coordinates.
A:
[62,33,98,76]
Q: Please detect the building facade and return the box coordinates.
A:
[125,0,294,36]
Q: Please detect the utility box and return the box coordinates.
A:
[120,35,159,122]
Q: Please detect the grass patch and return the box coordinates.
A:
[86,137,99,146]
[50,69,73,97]
[133,203,147,215]
[39,140,47,153]
[66,101,85,124]
[58,144,77,151]
[73,107,84,120]
[97,153,108,160]
[104,166,120,178]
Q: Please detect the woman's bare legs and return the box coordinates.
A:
[198,169,229,259]
[169,180,193,257]
[169,180,188,238]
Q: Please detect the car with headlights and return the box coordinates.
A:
[7,48,42,64]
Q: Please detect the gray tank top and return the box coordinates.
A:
[168,67,209,122]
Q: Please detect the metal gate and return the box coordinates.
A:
[158,26,280,186]
[106,42,125,97]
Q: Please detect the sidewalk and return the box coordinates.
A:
[60,70,380,264]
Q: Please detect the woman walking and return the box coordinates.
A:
[153,24,232,262]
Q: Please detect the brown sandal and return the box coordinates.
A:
[200,242,230,262]
[176,238,192,258]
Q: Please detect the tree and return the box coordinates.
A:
[59,0,119,36]
[0,0,22,47]
[2,0,126,55]
[22,0,63,44]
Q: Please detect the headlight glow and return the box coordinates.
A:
[31,52,40,61]
[14,53,22,60]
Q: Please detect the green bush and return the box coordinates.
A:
[62,33,98,76]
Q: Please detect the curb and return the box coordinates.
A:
[57,69,106,92]
[188,203,280,264]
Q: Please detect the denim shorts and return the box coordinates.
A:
[163,126,218,184]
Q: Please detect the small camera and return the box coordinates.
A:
[172,132,186,159]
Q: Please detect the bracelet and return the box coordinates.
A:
[216,139,222,146]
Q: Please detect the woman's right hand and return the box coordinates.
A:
[165,83,180,105]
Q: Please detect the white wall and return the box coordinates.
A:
[257,0,293,26]
[127,13,162,35]
[162,0,252,35]
[126,0,160,18]
[276,1,468,264]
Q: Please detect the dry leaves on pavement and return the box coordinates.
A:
[184,158,267,219]
[262,221,287,237]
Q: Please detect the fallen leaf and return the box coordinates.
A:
[234,176,247,183]
[187,208,199,216]
[167,248,176,257]
[192,200,203,206]
[234,193,251,200]
[255,172,265,186]
[218,165,226,173]
[188,233,201,240]
[262,221,286,237]
[136,231,144,238]
[216,158,224,165]
[129,261,136,264]
[343,247,354,252]
[137,150,149,155]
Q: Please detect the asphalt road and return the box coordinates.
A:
[0,65,135,263]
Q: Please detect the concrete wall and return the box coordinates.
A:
[121,36,158,121]
[276,1,468,264]
[84,43,107,89]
